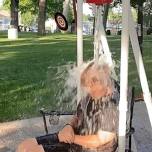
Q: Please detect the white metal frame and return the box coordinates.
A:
[118,0,130,151]
[93,5,113,66]
[119,0,152,151]
[76,0,152,152]
[77,0,83,104]
[128,7,152,127]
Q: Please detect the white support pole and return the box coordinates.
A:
[129,7,152,128]
[98,8,113,67]
[94,6,100,62]
[77,0,83,105]
[94,6,113,67]
[118,0,130,151]
[77,0,83,66]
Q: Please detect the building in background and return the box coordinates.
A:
[0,0,3,7]
[0,10,10,31]
[83,21,93,35]
[45,18,57,33]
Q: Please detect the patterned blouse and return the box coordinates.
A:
[72,81,120,152]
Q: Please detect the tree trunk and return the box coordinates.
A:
[10,0,19,30]
[72,0,77,32]
[103,4,110,31]
[38,0,47,35]
[137,0,143,54]
[150,15,152,27]
[63,0,70,18]
[93,16,95,35]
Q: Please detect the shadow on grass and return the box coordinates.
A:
[0,33,93,122]
[0,33,152,122]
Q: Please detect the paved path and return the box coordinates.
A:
[133,102,152,152]
[0,116,72,152]
[0,102,152,152]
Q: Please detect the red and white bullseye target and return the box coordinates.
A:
[55,13,68,31]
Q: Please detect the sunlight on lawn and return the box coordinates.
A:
[0,51,16,60]
[0,32,152,122]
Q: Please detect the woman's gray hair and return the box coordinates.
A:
[81,62,114,91]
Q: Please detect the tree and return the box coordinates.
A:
[143,0,152,27]
[67,6,74,24]
[3,0,37,14]
[143,0,152,16]
[137,0,144,53]
[19,0,38,14]
[10,0,19,29]
[108,7,122,29]
[113,0,146,52]
[131,0,146,53]
[103,4,110,30]
[21,12,37,27]
[4,0,37,29]
[38,0,47,35]
[46,0,63,17]
[4,0,64,34]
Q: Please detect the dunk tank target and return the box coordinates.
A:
[55,12,68,31]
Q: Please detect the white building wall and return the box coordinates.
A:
[0,17,10,30]
[45,18,57,33]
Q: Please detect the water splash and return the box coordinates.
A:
[37,61,119,151]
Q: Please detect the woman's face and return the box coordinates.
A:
[84,69,110,99]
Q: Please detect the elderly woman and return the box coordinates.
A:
[17,62,119,152]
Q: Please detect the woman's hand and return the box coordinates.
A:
[58,124,75,144]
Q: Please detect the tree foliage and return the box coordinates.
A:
[108,9,122,26]
[143,0,152,15]
[3,0,36,13]
[3,0,10,9]
[67,6,74,23]
[19,0,38,14]
[143,0,152,27]
[21,12,37,26]
[47,0,64,18]
[112,0,146,8]
[3,0,63,18]
[3,0,64,31]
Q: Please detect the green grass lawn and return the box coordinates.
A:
[0,32,152,122]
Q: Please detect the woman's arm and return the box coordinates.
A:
[74,130,116,149]
[58,115,78,144]
[68,115,78,129]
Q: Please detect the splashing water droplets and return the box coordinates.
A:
[42,61,119,151]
